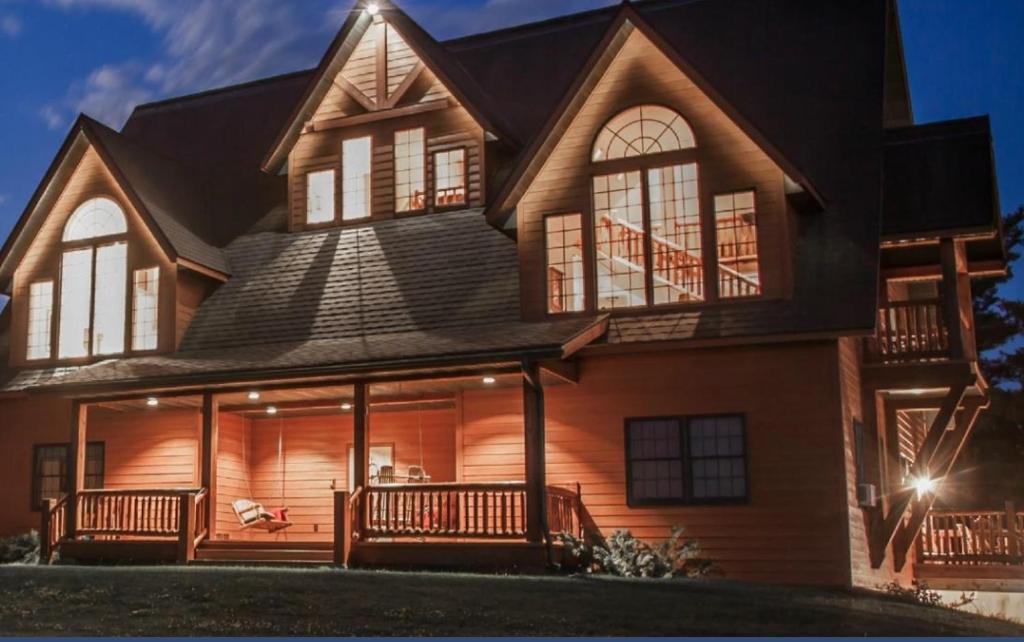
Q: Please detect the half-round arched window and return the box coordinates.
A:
[591,105,696,162]
[62,197,128,242]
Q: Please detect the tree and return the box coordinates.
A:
[959,206,1024,505]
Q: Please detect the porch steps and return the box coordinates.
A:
[194,541,333,565]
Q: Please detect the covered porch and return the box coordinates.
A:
[40,361,589,568]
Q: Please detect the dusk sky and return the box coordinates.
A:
[0,0,1021,301]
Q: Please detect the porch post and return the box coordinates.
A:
[1006,500,1020,560]
[66,401,87,540]
[201,392,218,539]
[333,490,352,566]
[522,360,548,543]
[353,382,369,538]
[939,238,966,359]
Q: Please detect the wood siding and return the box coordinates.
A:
[516,29,793,319]
[8,144,178,368]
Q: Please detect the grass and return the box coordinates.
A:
[0,565,1021,636]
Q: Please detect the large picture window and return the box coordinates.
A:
[32,442,104,510]
[626,415,747,506]
[342,137,372,220]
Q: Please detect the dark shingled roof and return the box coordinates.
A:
[883,116,1001,238]
[7,209,600,392]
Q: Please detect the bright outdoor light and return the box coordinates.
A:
[266,406,278,416]
[248,391,261,401]
[912,475,936,498]
[482,376,497,385]
[366,2,380,15]
[146,397,159,407]
[341,402,353,411]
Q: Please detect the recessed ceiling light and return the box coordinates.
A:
[266,406,278,416]
[366,2,380,15]
[146,397,159,407]
[341,402,353,411]
[248,391,261,401]
[482,376,497,385]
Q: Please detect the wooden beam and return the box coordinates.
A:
[375,19,387,110]
[177,491,197,563]
[335,77,377,112]
[385,62,424,109]
[66,401,87,540]
[312,98,450,132]
[539,359,579,385]
[333,490,352,566]
[200,392,218,539]
[522,360,547,544]
[352,382,368,490]
[861,360,975,392]
[940,238,966,359]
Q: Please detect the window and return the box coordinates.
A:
[132,267,160,351]
[56,198,129,359]
[306,170,335,224]
[342,137,372,220]
[544,214,585,314]
[433,149,466,207]
[594,171,646,309]
[26,281,53,360]
[32,443,104,510]
[394,128,426,213]
[626,415,747,506]
[593,105,696,161]
[650,164,703,304]
[714,191,761,298]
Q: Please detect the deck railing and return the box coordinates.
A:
[546,484,583,540]
[39,495,69,563]
[362,482,528,539]
[918,503,1024,565]
[869,299,950,362]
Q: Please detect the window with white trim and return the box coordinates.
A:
[306,170,335,224]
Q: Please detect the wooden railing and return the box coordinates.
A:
[76,489,190,538]
[192,489,210,548]
[869,299,950,362]
[361,482,528,539]
[546,484,583,540]
[918,503,1024,565]
[39,495,69,563]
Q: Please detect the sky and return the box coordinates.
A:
[0,0,1021,299]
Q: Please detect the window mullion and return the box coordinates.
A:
[680,418,692,503]
[87,246,97,357]
[641,169,655,306]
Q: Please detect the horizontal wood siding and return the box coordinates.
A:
[9,145,177,368]
[88,408,200,490]
[214,412,250,540]
[516,29,792,320]
[462,345,850,585]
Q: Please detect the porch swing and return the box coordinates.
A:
[232,413,293,533]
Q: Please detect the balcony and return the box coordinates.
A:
[867,299,950,363]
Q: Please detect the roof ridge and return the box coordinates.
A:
[129,69,314,117]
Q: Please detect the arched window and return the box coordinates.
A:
[57,197,129,358]
[592,105,696,162]
[62,197,128,242]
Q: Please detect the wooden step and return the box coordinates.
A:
[194,546,333,563]
[199,540,332,551]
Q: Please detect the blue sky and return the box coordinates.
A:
[0,0,1021,299]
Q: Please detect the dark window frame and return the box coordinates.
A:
[624,414,749,507]
[31,442,105,511]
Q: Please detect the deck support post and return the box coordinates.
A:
[66,401,87,540]
[353,382,369,537]
[522,360,548,544]
[200,392,218,540]
[39,499,56,564]
[1007,500,1021,561]
[939,238,966,360]
[333,490,352,566]
[177,491,197,563]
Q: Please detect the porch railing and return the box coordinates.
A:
[39,495,69,563]
[869,299,950,362]
[546,483,583,540]
[361,482,528,539]
[918,502,1024,566]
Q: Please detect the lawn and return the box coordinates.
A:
[0,565,1021,636]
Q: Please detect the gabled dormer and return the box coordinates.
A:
[263,1,510,231]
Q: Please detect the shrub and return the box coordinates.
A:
[881,580,975,610]
[559,527,718,578]
[0,531,41,565]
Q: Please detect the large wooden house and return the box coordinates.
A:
[0,0,1013,587]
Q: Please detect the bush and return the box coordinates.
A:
[881,581,975,610]
[559,527,718,578]
[0,531,41,565]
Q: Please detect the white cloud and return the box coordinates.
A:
[39,105,64,131]
[0,194,8,206]
[1,15,22,37]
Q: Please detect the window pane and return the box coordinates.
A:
[63,197,127,242]
[649,163,703,304]
[132,267,160,351]
[34,445,67,506]
[593,105,696,161]
[594,171,646,310]
[545,214,584,314]
[27,281,53,360]
[342,137,372,220]
[395,128,426,212]
[715,191,761,298]
[306,170,335,224]
[627,418,684,502]
[58,248,93,359]
[689,416,747,499]
[85,443,105,490]
[434,149,466,207]
[93,242,127,356]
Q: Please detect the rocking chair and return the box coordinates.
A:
[232,499,292,533]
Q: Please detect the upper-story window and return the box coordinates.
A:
[434,148,467,208]
[342,137,372,221]
[56,197,128,359]
[395,128,426,213]
[592,105,701,311]
[306,170,335,225]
